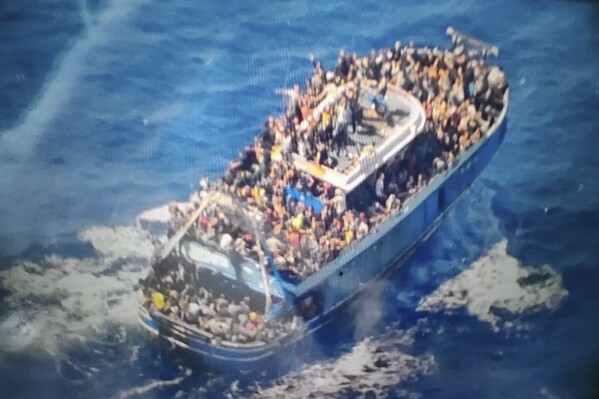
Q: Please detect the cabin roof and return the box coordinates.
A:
[291,86,426,193]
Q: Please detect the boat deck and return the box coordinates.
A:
[292,87,425,192]
[332,89,413,171]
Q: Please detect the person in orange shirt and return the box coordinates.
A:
[428,58,440,80]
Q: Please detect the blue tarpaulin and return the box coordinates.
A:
[284,186,325,213]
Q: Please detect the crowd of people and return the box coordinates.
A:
[141,255,296,344]
[142,38,507,344]
[198,39,507,280]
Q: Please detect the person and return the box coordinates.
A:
[188,301,201,321]
[375,172,385,204]
[344,228,354,245]
[291,211,305,231]
[335,50,350,79]
[347,87,362,134]
[199,176,209,192]
[149,37,504,289]
[332,189,346,214]
[151,290,166,311]
[332,100,350,154]
[385,194,398,214]
[372,77,388,116]
[356,212,369,240]
[316,142,330,166]
[240,298,250,315]
[219,233,233,252]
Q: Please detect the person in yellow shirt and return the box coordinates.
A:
[151,291,166,311]
[345,228,354,245]
[271,144,282,161]
[251,186,263,206]
[322,106,332,130]
[291,212,305,231]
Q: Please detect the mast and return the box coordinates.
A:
[153,200,207,264]
[153,190,273,316]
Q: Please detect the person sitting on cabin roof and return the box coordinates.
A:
[145,38,512,341]
[154,37,508,282]
[332,97,351,155]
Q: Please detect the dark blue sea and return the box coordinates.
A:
[1,1,598,398]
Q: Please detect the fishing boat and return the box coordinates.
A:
[137,27,509,371]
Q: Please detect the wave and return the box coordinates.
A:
[0,225,153,355]
[0,212,435,397]
[237,326,435,399]
[417,239,568,331]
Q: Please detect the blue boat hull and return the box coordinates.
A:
[139,109,508,372]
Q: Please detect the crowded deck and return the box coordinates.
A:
[139,29,508,346]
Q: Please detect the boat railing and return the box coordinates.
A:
[368,88,509,235]
[142,303,296,350]
[144,305,214,341]
[290,86,425,192]
[188,51,502,290]
[295,88,509,296]
[298,83,347,132]
[219,338,278,350]
[151,188,277,315]
[446,26,499,57]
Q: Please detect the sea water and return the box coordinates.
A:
[1,0,598,398]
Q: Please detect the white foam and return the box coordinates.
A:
[112,372,189,399]
[0,225,153,354]
[0,311,48,352]
[417,239,568,331]
[242,327,435,399]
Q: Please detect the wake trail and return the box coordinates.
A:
[79,0,94,31]
[0,0,141,160]
[112,372,190,399]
